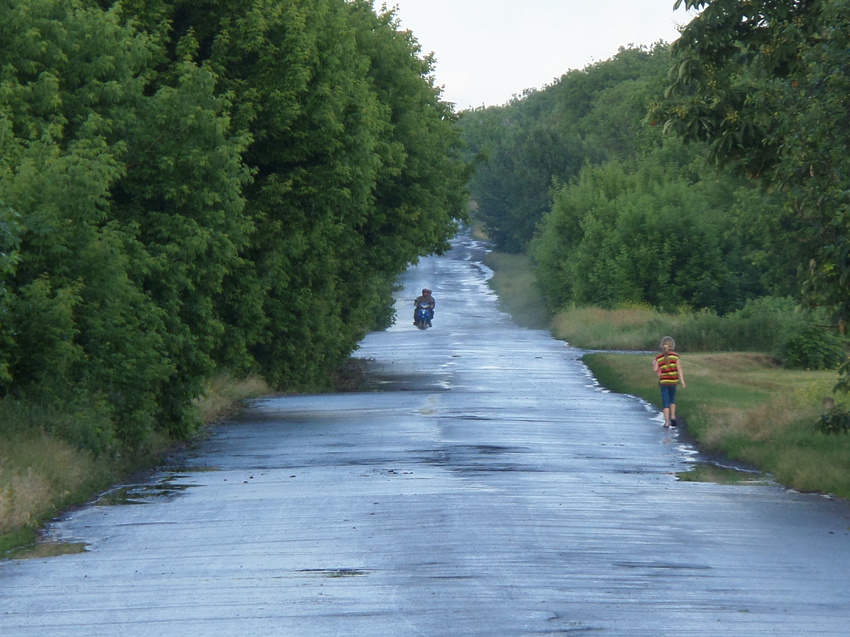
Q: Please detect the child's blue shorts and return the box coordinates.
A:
[660,384,677,408]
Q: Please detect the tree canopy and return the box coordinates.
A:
[461,46,672,253]
[532,145,780,313]
[0,0,468,452]
[652,0,850,383]
[461,43,795,314]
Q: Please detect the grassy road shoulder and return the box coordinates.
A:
[584,351,850,497]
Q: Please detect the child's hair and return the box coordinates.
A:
[660,336,675,365]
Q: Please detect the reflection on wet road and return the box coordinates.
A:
[3,234,850,636]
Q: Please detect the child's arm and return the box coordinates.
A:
[677,360,686,388]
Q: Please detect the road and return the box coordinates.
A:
[2,234,850,636]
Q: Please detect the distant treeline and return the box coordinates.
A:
[459,45,800,315]
[0,0,468,452]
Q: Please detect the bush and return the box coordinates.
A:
[673,297,819,354]
[0,397,116,457]
[549,296,843,362]
[675,309,727,351]
[816,406,850,435]
[721,296,805,351]
[777,324,847,370]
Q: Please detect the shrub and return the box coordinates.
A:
[0,397,115,456]
[723,297,803,350]
[673,297,820,354]
[816,406,850,435]
[777,324,847,370]
[675,309,727,351]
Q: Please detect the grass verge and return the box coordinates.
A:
[0,429,119,555]
[583,351,850,497]
[483,252,550,330]
[551,305,671,350]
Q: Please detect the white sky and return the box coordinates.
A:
[374,1,698,110]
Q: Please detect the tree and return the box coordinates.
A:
[0,202,21,384]
[0,0,173,449]
[107,0,468,388]
[652,0,850,386]
[346,1,469,274]
[461,45,672,252]
[1,0,469,452]
[198,0,420,387]
[532,142,779,313]
[109,58,253,436]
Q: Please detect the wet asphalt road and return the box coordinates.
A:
[3,234,850,636]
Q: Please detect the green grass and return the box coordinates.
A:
[0,528,37,555]
[584,350,850,497]
[551,305,673,350]
[483,252,550,329]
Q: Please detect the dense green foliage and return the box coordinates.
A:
[0,0,467,453]
[652,0,850,385]
[461,44,797,314]
[534,143,805,313]
[461,46,672,253]
[778,324,847,371]
[462,23,847,373]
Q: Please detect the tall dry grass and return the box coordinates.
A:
[1,372,272,552]
[195,374,271,423]
[0,433,107,535]
[550,297,831,356]
[483,252,551,329]
[551,305,678,350]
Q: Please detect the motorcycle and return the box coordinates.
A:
[414,301,433,330]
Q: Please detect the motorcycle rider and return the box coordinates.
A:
[414,288,435,327]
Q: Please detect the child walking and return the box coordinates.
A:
[653,336,686,428]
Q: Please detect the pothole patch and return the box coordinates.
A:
[6,540,89,561]
[299,568,371,578]
[96,478,198,506]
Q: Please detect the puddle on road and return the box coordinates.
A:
[168,465,220,473]
[677,462,773,486]
[96,476,198,506]
[5,471,206,562]
[422,444,537,475]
